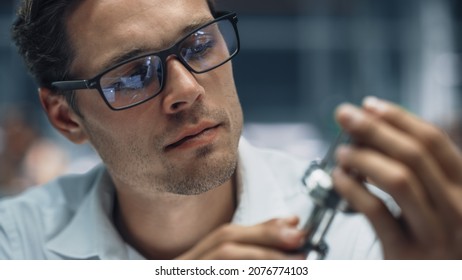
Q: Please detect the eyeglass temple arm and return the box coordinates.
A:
[51,80,92,91]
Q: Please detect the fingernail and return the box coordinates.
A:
[335,145,351,161]
[363,96,386,113]
[280,227,302,241]
[337,103,364,127]
[282,215,298,224]
[275,216,296,227]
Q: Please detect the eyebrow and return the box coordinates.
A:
[100,48,147,72]
[99,17,214,72]
[180,17,213,38]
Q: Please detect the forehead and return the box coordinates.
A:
[66,0,213,77]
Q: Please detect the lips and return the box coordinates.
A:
[165,122,220,150]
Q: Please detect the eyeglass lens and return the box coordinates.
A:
[99,17,237,109]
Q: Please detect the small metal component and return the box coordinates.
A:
[301,131,351,259]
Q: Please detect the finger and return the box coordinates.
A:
[331,167,407,251]
[363,96,462,183]
[203,242,305,260]
[336,103,451,209]
[181,217,305,259]
[234,217,305,249]
[335,146,441,244]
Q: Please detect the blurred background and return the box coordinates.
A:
[1,0,462,196]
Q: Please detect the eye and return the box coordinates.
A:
[102,57,156,92]
[123,61,154,89]
[180,31,216,61]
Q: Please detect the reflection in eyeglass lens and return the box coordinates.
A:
[101,56,162,107]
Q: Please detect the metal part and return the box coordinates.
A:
[301,131,351,259]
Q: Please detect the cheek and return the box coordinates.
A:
[205,64,238,96]
[222,66,242,120]
[75,88,114,122]
[206,65,243,129]
[229,93,243,136]
[82,113,163,184]
[78,97,151,159]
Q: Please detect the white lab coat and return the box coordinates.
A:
[0,137,382,259]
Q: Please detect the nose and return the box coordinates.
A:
[161,56,204,114]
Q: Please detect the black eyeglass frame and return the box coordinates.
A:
[51,11,240,110]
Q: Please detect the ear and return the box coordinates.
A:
[38,87,88,144]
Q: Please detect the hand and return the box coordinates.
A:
[333,96,462,259]
[175,216,306,259]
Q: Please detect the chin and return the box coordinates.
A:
[163,147,238,196]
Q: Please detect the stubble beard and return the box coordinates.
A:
[83,102,242,196]
[160,143,238,195]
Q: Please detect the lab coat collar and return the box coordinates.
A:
[46,166,131,259]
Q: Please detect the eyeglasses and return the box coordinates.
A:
[51,12,240,110]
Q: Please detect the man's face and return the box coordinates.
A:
[66,0,243,195]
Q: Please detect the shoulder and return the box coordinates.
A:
[1,164,104,213]
[0,164,106,259]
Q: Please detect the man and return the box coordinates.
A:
[2,0,460,259]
